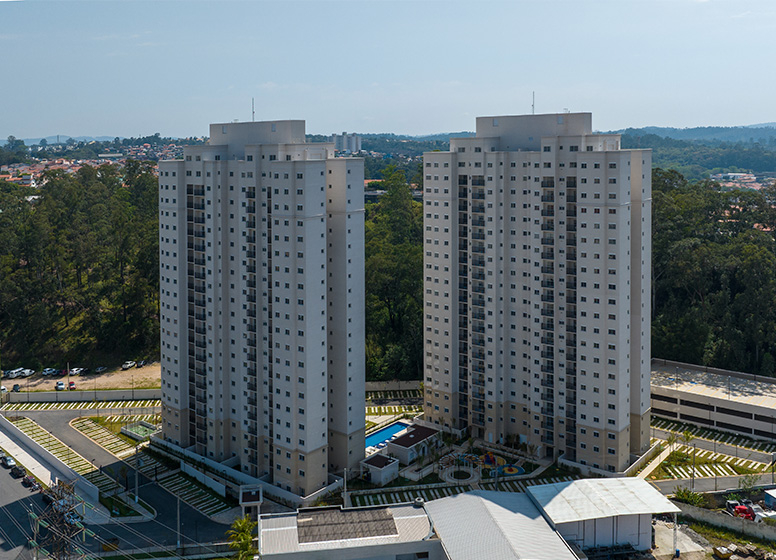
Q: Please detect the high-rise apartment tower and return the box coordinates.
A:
[158,120,365,496]
[422,113,650,472]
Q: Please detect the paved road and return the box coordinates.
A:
[11,408,230,553]
[0,465,47,559]
[652,427,776,465]
[651,472,776,495]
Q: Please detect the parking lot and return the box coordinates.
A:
[2,362,161,392]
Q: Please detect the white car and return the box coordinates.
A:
[55,381,65,391]
[42,367,57,376]
[122,361,136,370]
[21,369,34,378]
[69,368,83,376]
[1,386,6,393]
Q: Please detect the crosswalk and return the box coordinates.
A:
[349,475,576,507]
[652,417,776,453]
[479,475,576,493]
[2,400,161,412]
[365,405,422,416]
[658,444,768,480]
[366,390,421,401]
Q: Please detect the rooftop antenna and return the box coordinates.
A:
[252,98,255,122]
[532,91,535,115]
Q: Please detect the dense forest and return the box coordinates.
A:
[0,163,159,369]
[364,166,424,380]
[652,169,776,375]
[621,134,776,181]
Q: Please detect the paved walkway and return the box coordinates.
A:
[638,442,673,479]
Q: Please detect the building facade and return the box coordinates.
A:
[422,113,651,471]
[158,120,365,496]
[329,132,361,153]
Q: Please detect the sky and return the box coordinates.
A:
[1,0,775,139]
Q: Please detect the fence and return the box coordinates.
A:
[674,501,776,541]
[150,436,342,508]
[7,388,161,403]
[653,358,776,387]
[623,441,664,477]
[365,381,421,392]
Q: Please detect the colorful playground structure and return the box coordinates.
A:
[438,451,526,477]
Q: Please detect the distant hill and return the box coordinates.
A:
[610,126,776,145]
[21,135,118,145]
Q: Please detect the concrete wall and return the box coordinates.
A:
[557,514,651,550]
[260,539,443,560]
[8,388,160,403]
[0,415,100,503]
[181,461,226,496]
[674,501,776,542]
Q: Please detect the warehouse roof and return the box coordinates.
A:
[425,491,579,560]
[526,478,679,525]
[259,504,432,554]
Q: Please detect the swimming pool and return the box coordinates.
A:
[365,421,409,448]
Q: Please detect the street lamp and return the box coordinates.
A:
[771,452,775,485]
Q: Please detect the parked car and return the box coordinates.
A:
[94,366,108,374]
[0,386,6,393]
[55,381,65,391]
[12,384,21,392]
[10,465,26,478]
[68,381,76,391]
[69,367,83,376]
[3,456,16,468]
[136,360,147,368]
[122,361,136,370]
[21,369,34,378]
[41,367,57,376]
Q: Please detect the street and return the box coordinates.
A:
[4,407,230,554]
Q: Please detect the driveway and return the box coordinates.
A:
[8,408,230,553]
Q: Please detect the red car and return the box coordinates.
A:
[68,381,76,390]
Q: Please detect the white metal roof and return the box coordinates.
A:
[425,491,579,560]
[527,478,680,526]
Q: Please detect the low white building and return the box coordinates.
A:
[526,478,679,550]
[360,454,399,487]
[385,425,439,465]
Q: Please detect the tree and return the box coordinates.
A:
[364,165,423,381]
[227,515,258,560]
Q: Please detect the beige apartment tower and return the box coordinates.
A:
[158,121,365,496]
[422,113,651,472]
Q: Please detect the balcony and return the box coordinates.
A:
[472,376,485,387]
[541,279,554,288]
[541,236,554,246]
[540,322,554,331]
[541,265,554,274]
[541,293,554,303]
[471,191,485,200]
[541,180,555,188]
[541,336,554,345]
[540,351,554,359]
[541,194,554,202]
[541,251,554,260]
[540,364,554,374]
[541,223,555,231]
[541,209,555,217]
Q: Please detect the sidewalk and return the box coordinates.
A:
[0,423,114,524]
[638,442,672,479]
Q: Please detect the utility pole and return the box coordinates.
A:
[134,443,139,503]
[692,443,696,490]
[177,496,181,549]
[343,468,348,507]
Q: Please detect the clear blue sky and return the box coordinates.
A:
[2,0,775,139]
